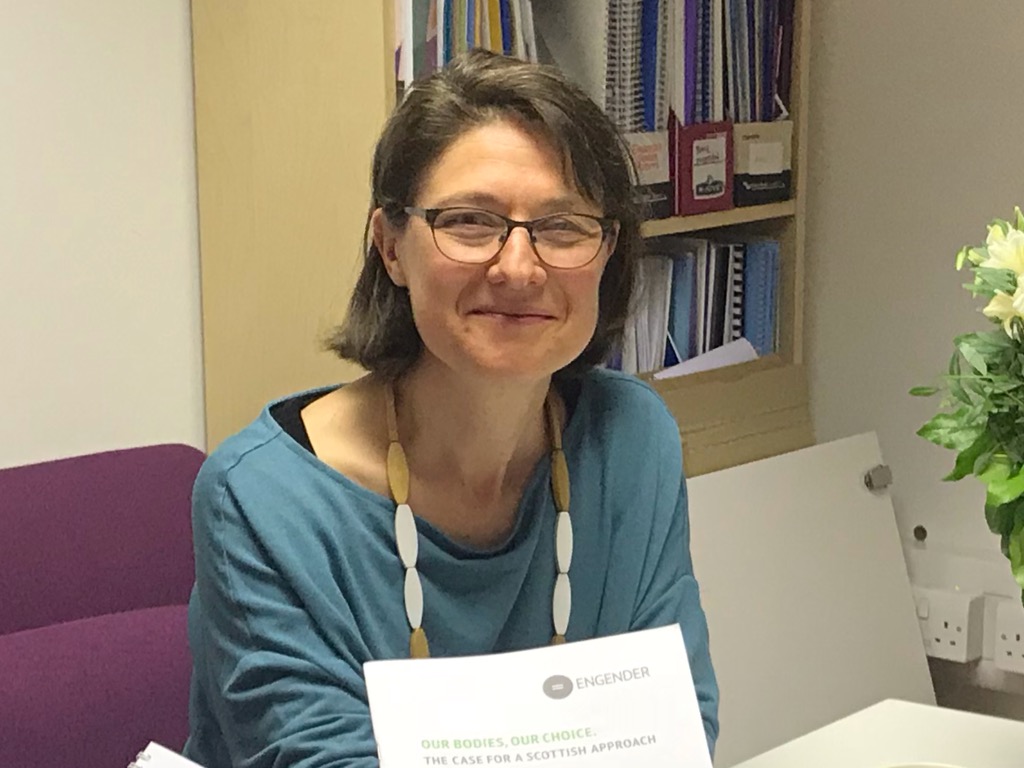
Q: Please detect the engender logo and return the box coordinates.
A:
[542,675,573,700]
[575,666,651,690]
[543,666,651,701]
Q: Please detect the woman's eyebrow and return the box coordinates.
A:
[430,192,589,213]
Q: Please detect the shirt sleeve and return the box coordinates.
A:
[190,469,380,768]
[628,431,721,757]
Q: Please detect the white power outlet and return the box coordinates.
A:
[912,587,984,663]
[994,598,1024,674]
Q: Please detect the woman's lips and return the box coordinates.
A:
[470,309,555,325]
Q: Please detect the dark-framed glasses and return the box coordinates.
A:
[404,206,618,269]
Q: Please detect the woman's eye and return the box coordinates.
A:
[436,211,500,229]
[538,217,591,236]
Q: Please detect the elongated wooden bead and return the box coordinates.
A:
[410,627,430,658]
[387,442,410,504]
[395,503,418,568]
[404,567,424,629]
[545,395,563,451]
[551,449,570,512]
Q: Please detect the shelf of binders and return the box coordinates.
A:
[640,200,796,238]
[639,206,812,476]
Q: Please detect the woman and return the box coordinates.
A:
[184,50,718,768]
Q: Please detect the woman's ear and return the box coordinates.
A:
[604,222,620,260]
[372,208,408,287]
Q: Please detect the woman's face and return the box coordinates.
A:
[376,119,616,383]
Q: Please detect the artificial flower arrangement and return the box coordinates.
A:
[912,207,1024,599]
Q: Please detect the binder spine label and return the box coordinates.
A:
[692,135,728,200]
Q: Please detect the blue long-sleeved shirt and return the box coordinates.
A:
[183,368,719,767]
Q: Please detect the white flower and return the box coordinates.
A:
[980,225,1024,275]
[983,273,1024,335]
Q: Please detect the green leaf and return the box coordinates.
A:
[973,267,1017,295]
[947,431,997,481]
[909,386,940,397]
[956,336,990,375]
[974,445,997,476]
[1009,510,1024,590]
[963,280,995,298]
[986,501,1016,536]
[918,410,985,451]
[968,329,1014,357]
[949,350,961,377]
[979,459,1024,507]
[946,352,969,404]
[1016,206,1024,232]
[953,330,1014,377]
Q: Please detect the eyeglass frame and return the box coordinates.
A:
[401,205,620,269]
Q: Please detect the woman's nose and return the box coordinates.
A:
[488,226,546,287]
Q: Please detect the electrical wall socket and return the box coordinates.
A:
[912,586,984,663]
[994,598,1024,674]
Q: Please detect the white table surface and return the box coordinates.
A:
[730,699,1024,768]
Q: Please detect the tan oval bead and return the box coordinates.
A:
[545,396,563,451]
[410,627,430,659]
[551,634,566,645]
[551,449,570,512]
[387,442,410,504]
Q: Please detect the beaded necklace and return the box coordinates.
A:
[383,381,573,658]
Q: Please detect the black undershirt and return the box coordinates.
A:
[269,391,323,453]
[269,379,583,456]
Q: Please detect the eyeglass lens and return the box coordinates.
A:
[429,208,607,268]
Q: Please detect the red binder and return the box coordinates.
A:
[670,119,734,216]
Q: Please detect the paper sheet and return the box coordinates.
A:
[365,625,712,768]
[653,337,758,379]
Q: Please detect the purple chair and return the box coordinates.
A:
[0,444,204,768]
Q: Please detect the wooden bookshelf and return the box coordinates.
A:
[190,0,814,474]
[640,200,797,238]
[646,356,812,476]
[643,0,815,475]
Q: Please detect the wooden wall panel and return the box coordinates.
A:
[191,1,389,448]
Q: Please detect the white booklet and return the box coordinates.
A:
[128,742,203,767]
[364,625,712,768]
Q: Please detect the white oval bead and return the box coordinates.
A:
[555,512,573,574]
[552,573,571,636]
[395,503,418,569]
[404,567,424,629]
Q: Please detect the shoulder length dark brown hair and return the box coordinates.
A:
[328,49,643,381]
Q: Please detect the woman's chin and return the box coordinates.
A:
[462,352,573,383]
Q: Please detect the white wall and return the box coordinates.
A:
[0,0,204,469]
[805,0,1024,559]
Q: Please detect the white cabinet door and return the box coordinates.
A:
[686,432,935,767]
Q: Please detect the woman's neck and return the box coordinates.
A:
[394,357,553,505]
